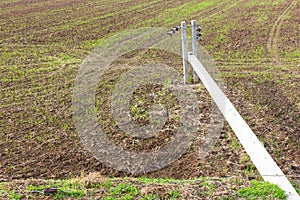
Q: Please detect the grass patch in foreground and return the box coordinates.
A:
[27,179,85,199]
[105,183,139,199]
[237,181,287,200]
[1,176,299,199]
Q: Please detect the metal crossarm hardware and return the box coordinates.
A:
[167,26,181,36]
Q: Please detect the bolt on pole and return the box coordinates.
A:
[191,20,200,83]
[181,21,189,84]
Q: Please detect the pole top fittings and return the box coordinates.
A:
[167,26,181,36]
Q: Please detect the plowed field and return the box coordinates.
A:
[1,0,299,196]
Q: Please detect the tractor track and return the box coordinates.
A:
[267,0,298,63]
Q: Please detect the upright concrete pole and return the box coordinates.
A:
[181,21,189,84]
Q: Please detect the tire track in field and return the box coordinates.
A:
[202,0,274,65]
[267,0,298,63]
